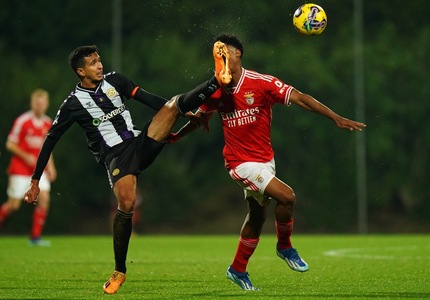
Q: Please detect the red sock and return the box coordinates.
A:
[0,203,11,227]
[231,237,259,273]
[276,218,294,250]
[31,207,48,239]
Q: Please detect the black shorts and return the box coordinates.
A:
[103,124,165,187]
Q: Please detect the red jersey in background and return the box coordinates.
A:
[7,111,52,176]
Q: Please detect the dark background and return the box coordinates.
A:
[0,0,429,235]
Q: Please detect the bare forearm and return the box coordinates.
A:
[295,93,339,121]
[290,89,366,131]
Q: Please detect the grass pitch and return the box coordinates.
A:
[0,235,428,299]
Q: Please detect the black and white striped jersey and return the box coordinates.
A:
[31,71,168,180]
[48,72,158,162]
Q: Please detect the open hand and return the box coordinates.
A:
[335,117,366,131]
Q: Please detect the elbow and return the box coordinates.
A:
[5,140,14,151]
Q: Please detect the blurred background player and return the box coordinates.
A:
[169,33,366,291]
[0,88,57,246]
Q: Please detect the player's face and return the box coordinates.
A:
[226,45,241,69]
[78,52,103,86]
[31,95,49,117]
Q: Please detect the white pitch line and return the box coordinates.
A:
[323,245,430,260]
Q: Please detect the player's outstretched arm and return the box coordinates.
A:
[289,89,366,131]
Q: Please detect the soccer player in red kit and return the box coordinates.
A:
[0,89,57,246]
[169,34,366,290]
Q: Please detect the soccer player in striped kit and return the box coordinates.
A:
[23,43,231,294]
[169,34,366,291]
[0,89,57,246]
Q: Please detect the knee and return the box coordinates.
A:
[118,198,135,213]
[279,188,296,207]
[167,96,181,111]
[114,189,136,212]
[158,98,180,120]
[166,97,176,107]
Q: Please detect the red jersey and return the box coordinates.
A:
[200,68,293,170]
[7,111,52,176]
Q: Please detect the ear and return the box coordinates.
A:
[77,68,85,77]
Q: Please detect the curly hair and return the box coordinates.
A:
[215,34,244,58]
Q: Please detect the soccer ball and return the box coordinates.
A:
[293,3,327,36]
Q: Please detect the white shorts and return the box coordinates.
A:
[7,173,51,199]
[229,159,276,205]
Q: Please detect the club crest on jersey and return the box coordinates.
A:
[106,87,117,99]
[112,168,120,176]
[255,174,264,183]
[244,92,255,105]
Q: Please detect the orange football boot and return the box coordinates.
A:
[213,41,232,86]
[103,271,126,294]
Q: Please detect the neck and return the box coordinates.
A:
[230,66,243,86]
[32,112,43,119]
[80,78,100,89]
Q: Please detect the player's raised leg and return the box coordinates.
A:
[170,41,231,117]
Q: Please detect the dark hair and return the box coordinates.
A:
[68,45,98,74]
[215,34,244,58]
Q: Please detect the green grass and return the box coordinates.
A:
[0,235,429,299]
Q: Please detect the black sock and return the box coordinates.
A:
[113,209,133,273]
[176,76,219,114]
